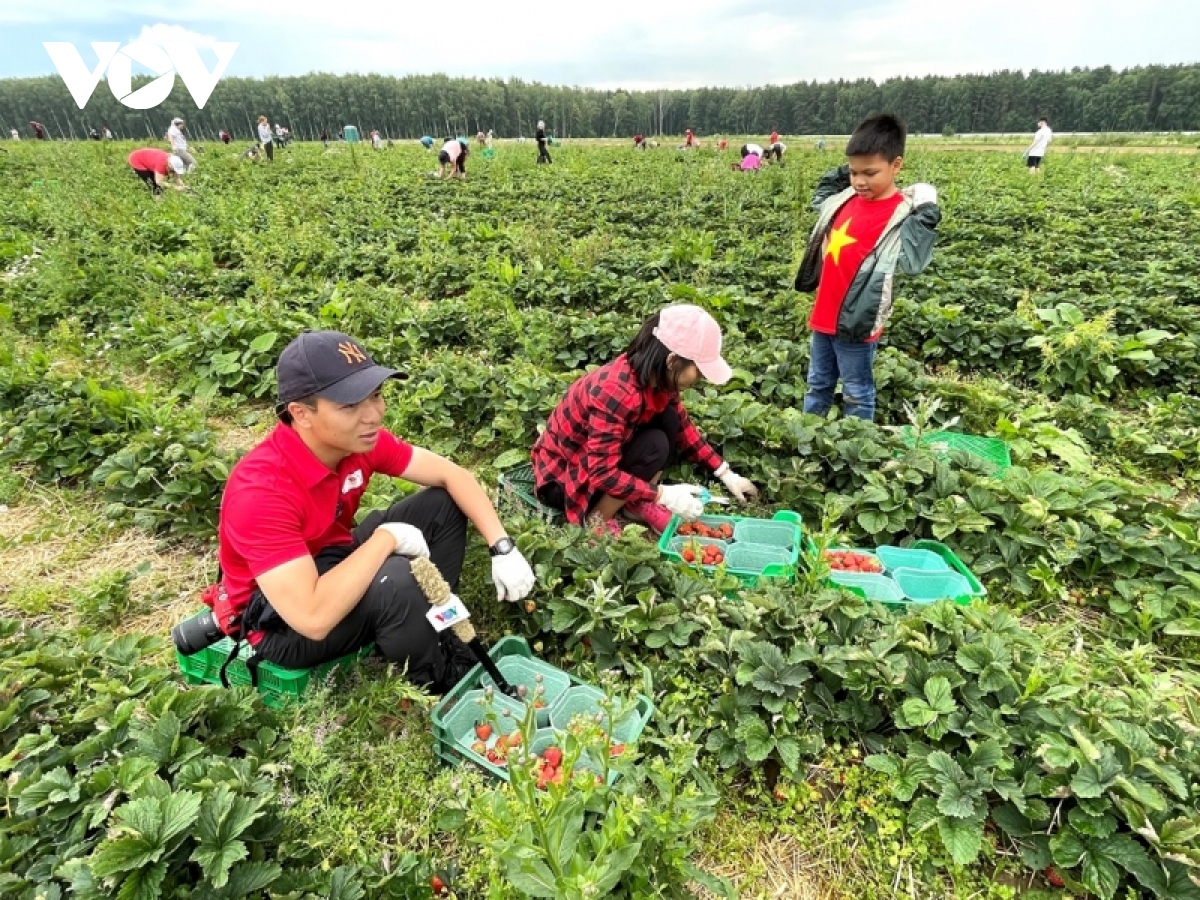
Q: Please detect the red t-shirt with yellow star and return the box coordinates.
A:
[809,192,905,339]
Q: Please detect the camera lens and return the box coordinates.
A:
[171,610,224,655]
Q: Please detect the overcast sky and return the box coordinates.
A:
[2,0,1198,90]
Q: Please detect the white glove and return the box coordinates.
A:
[906,183,938,207]
[492,549,536,603]
[717,467,759,503]
[375,522,430,558]
[656,484,705,521]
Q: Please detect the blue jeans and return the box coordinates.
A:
[803,332,878,421]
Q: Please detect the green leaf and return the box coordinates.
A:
[901,698,937,727]
[864,754,900,776]
[592,842,642,896]
[491,448,528,469]
[1161,816,1200,847]
[857,509,889,534]
[1162,618,1200,637]
[937,780,982,820]
[326,866,366,900]
[116,860,168,900]
[222,862,283,897]
[248,331,278,353]
[192,840,248,889]
[160,791,202,845]
[1094,834,1168,896]
[938,816,984,865]
[505,859,560,898]
[776,736,801,774]
[91,837,161,879]
[1081,848,1121,900]
[736,719,773,763]
[924,676,956,715]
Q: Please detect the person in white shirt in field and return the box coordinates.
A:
[1024,117,1053,174]
[258,116,275,161]
[167,117,197,171]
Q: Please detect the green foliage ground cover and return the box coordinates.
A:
[1,139,1198,898]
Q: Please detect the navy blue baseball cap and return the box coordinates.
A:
[276,330,399,412]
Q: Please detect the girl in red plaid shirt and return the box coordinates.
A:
[531,305,759,535]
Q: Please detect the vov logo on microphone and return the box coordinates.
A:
[43,41,239,110]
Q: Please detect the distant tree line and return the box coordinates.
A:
[2,63,1198,143]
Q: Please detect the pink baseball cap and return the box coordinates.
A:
[653,305,732,385]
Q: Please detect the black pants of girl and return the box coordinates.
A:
[537,140,552,164]
[537,407,680,512]
[264,140,274,161]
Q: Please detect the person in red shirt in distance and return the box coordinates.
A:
[127,147,188,195]
[531,306,758,536]
[214,331,536,693]
[796,114,941,420]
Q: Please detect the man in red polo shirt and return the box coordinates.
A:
[216,330,536,693]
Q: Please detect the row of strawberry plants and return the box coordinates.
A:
[506,521,1200,899]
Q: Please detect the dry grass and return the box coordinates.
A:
[0,478,213,633]
[694,831,839,899]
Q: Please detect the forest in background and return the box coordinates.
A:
[1,62,1198,141]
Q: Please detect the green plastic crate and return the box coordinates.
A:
[658,510,803,586]
[910,540,987,597]
[480,656,569,727]
[431,636,654,783]
[903,429,1012,473]
[891,568,973,605]
[175,629,374,709]
[497,463,561,520]
[875,546,949,574]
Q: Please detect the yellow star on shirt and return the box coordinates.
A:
[825,218,858,266]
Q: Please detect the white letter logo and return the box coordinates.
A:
[43,38,238,110]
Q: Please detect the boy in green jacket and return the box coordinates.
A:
[795,113,941,421]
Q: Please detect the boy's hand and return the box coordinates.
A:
[906,183,938,207]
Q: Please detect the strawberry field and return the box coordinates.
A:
[1,138,1199,899]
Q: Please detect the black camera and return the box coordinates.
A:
[171,609,225,655]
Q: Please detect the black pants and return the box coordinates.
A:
[132,168,162,195]
[537,140,552,164]
[264,140,274,161]
[255,487,474,693]
[537,407,679,511]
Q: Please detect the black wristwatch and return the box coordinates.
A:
[489,537,516,557]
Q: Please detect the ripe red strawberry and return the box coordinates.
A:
[543,746,563,768]
[431,873,448,894]
[682,549,695,563]
[474,721,492,741]
[609,743,625,757]
[1044,867,1065,888]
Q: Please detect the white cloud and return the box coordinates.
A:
[4,0,1199,86]
[131,23,220,46]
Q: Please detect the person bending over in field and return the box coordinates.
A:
[795,113,941,421]
[531,305,759,537]
[437,136,469,179]
[740,142,765,162]
[206,330,536,694]
[732,152,761,172]
[766,141,787,165]
[127,147,188,195]
[420,135,434,150]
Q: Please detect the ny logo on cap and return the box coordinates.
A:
[337,341,366,365]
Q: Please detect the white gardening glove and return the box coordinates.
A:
[905,183,938,207]
[492,549,536,603]
[375,522,431,558]
[716,464,759,503]
[656,484,705,521]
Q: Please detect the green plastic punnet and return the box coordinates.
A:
[909,540,987,596]
[875,546,950,574]
[892,567,974,605]
[828,571,906,605]
[732,520,797,549]
[725,544,791,573]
